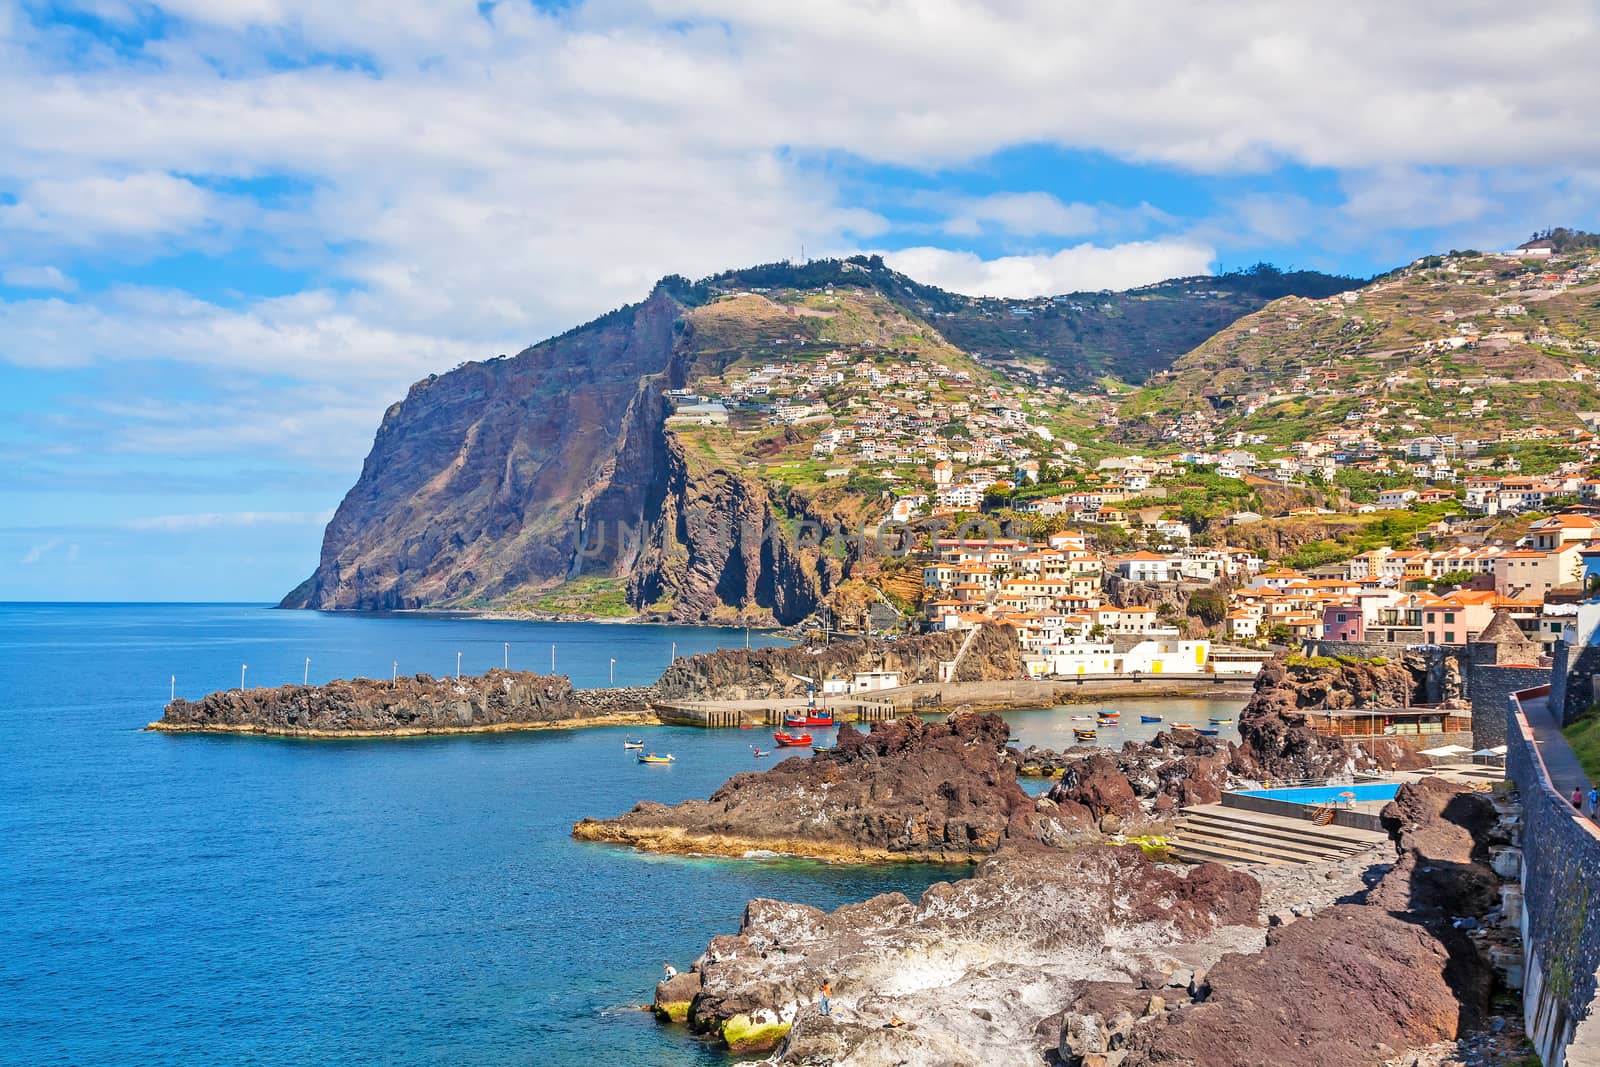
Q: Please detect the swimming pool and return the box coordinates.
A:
[1232,783,1401,805]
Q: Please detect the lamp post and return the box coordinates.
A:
[170,675,175,703]
[304,657,311,686]
[610,657,616,687]
[503,642,509,670]
[456,651,462,679]
[392,661,398,687]
[240,664,247,690]
[551,644,556,673]
[671,641,676,663]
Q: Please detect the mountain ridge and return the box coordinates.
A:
[278,254,1377,619]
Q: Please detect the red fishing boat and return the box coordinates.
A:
[773,731,814,747]
[783,709,836,727]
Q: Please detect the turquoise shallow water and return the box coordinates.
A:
[0,604,954,1066]
[1235,783,1401,804]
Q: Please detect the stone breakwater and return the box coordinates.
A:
[150,669,657,737]
[574,713,1088,863]
[654,777,1515,1065]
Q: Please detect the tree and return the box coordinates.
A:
[1186,587,1228,626]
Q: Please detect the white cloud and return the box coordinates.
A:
[0,173,237,246]
[942,193,1102,238]
[20,536,64,564]
[883,240,1217,298]
[120,509,335,532]
[0,0,1596,488]
[1,265,76,291]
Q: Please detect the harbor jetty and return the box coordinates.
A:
[150,669,656,737]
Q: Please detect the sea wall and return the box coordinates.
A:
[1507,686,1600,1067]
[153,670,657,736]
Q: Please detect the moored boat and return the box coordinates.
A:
[637,752,675,764]
[784,710,837,727]
[1070,715,1093,722]
[1171,723,1196,732]
[1096,717,1118,726]
[1198,728,1221,736]
[811,744,834,753]
[1139,715,1162,723]
[1208,717,1233,725]
[773,731,813,747]
[622,738,645,749]
[1073,729,1097,742]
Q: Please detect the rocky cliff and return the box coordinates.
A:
[282,288,686,610]
[281,281,850,623]
[151,670,654,736]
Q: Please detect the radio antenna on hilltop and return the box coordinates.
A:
[801,243,806,263]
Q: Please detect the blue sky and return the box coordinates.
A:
[3,0,1599,601]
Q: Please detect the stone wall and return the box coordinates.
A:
[1507,688,1600,1067]
[1300,639,1414,661]
[1470,665,1549,748]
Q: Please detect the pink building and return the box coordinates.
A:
[1322,603,1365,642]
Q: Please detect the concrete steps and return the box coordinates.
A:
[1169,803,1390,868]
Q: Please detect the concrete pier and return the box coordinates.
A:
[653,697,897,728]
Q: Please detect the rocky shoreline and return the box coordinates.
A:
[648,776,1514,1065]
[151,670,658,736]
[575,714,1076,864]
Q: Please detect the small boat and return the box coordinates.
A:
[1140,715,1162,723]
[1098,710,1119,718]
[637,753,675,765]
[1071,715,1094,722]
[1096,717,1118,727]
[1171,723,1196,732]
[811,744,834,753]
[1073,729,1097,742]
[1198,728,1220,736]
[622,738,645,750]
[773,731,814,747]
[785,711,837,727]
[1208,717,1233,725]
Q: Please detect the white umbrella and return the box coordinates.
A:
[1419,744,1473,757]
[1471,746,1508,758]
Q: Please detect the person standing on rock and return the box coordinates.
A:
[663,963,677,980]
[819,979,832,1017]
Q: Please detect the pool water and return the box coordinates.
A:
[1233,783,1402,805]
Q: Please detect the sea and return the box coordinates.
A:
[0,603,1245,1066]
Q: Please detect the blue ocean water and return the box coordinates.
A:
[0,604,954,1067]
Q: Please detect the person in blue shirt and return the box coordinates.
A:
[1588,788,1599,819]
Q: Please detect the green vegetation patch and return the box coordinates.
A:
[530,575,635,618]
[1563,713,1600,784]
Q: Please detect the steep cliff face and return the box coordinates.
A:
[283,289,686,609]
[627,429,833,625]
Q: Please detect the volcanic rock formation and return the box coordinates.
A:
[659,777,1507,1065]
[572,712,1087,862]
[153,670,653,736]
